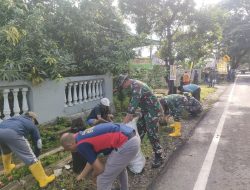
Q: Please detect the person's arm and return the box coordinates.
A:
[107,114,114,122]
[76,163,93,181]
[107,108,114,122]
[96,115,109,123]
[28,121,42,157]
[168,101,179,118]
[77,143,103,179]
[95,106,109,123]
[91,158,104,177]
[127,81,142,115]
[165,115,174,124]
[123,113,134,123]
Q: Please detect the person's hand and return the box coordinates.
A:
[123,114,133,124]
[163,115,173,123]
[166,116,174,124]
[76,173,85,181]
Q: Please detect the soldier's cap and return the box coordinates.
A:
[116,74,129,89]
[25,111,39,125]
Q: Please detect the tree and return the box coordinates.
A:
[119,0,197,93]
[221,0,250,69]
[175,6,225,69]
[0,0,71,83]
[0,0,140,83]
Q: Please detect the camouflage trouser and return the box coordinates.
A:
[137,112,163,154]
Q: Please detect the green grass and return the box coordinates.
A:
[200,85,216,102]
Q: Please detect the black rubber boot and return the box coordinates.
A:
[152,153,163,168]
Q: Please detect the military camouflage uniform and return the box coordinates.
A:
[160,94,203,120]
[127,80,163,154]
[160,94,187,121]
[184,96,203,116]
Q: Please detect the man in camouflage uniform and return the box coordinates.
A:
[116,74,164,168]
[184,93,203,116]
[160,93,203,137]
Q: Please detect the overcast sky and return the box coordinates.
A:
[194,0,221,8]
[113,0,222,8]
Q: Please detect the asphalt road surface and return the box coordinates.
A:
[151,74,250,190]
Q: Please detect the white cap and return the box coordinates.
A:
[100,98,110,106]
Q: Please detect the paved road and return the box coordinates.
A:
[151,74,250,190]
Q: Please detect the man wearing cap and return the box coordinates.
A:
[0,112,55,188]
[60,122,140,190]
[116,74,164,168]
[86,98,114,126]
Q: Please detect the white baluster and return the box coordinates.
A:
[79,82,83,104]
[64,85,68,107]
[83,81,87,102]
[3,89,11,119]
[96,80,100,99]
[73,82,78,105]
[21,88,29,113]
[92,80,96,100]
[67,83,73,106]
[88,81,92,101]
[99,80,103,98]
[13,88,20,116]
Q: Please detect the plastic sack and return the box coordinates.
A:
[126,117,146,174]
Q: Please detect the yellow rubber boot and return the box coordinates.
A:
[169,122,181,137]
[2,154,16,175]
[29,161,55,188]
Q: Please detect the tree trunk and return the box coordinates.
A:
[165,27,175,94]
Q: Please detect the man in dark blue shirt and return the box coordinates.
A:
[86,98,114,126]
[0,112,55,188]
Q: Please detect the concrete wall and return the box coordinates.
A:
[0,74,113,123]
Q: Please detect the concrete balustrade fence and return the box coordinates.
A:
[65,79,104,107]
[0,74,113,123]
[0,86,29,120]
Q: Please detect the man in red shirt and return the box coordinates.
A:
[60,123,140,190]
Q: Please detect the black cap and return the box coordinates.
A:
[116,74,129,89]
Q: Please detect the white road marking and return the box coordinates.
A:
[193,78,237,190]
